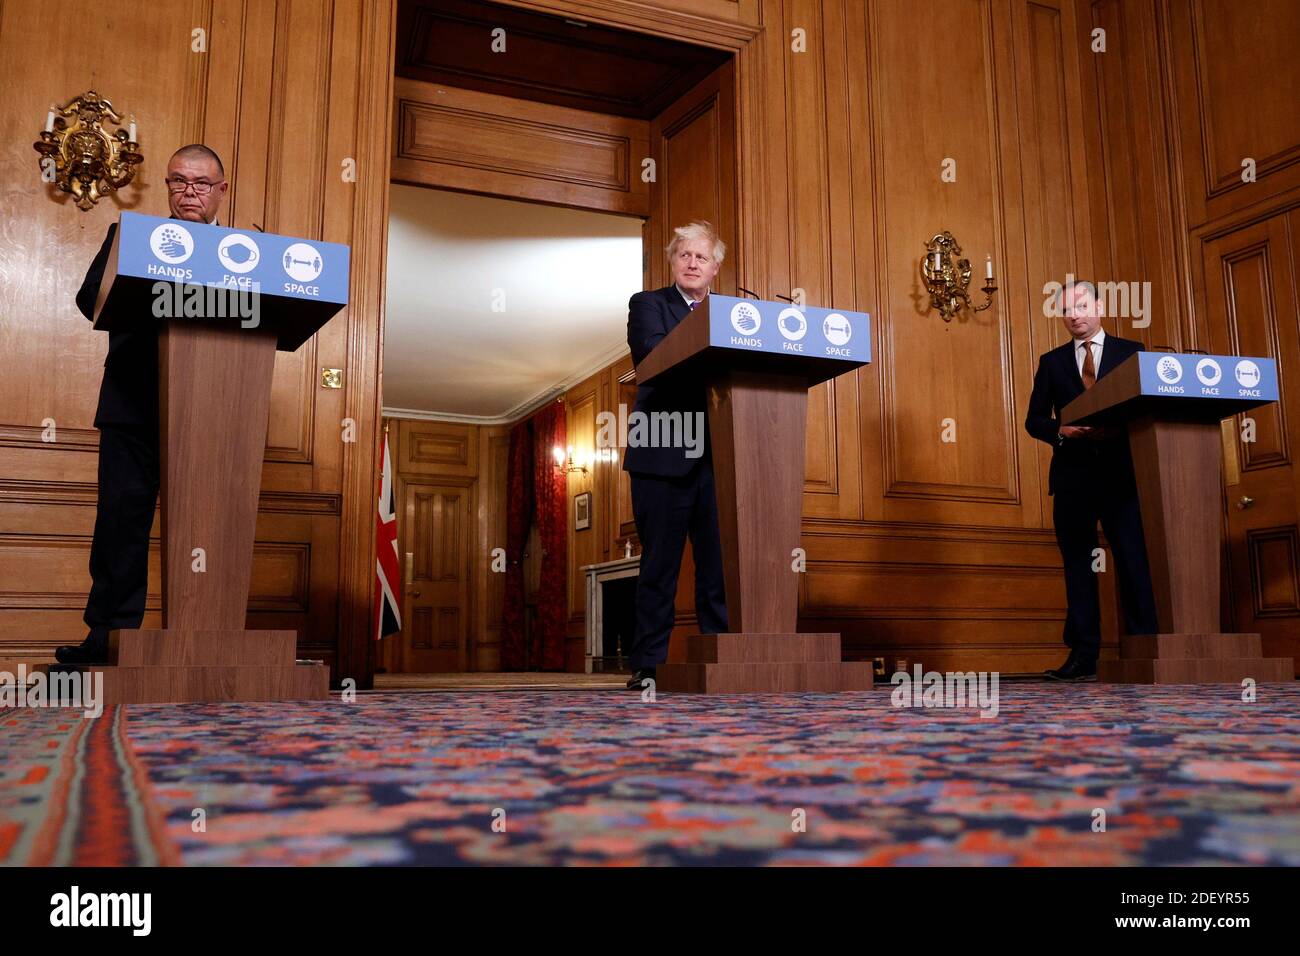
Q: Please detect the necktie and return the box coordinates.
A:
[689,300,699,311]
[1081,340,1096,389]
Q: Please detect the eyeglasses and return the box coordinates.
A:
[165,177,224,195]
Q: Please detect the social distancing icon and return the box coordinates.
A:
[283,242,324,282]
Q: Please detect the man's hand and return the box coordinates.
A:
[1059,425,1093,439]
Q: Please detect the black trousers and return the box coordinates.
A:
[83,424,159,645]
[1052,485,1158,659]
[629,461,729,669]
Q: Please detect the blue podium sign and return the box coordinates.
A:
[95,213,351,352]
[115,211,349,304]
[1137,352,1278,402]
[705,294,871,364]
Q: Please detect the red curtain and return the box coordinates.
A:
[531,402,568,671]
[500,420,534,671]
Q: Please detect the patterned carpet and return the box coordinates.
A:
[0,707,177,866]
[4,684,1298,866]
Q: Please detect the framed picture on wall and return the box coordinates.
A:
[574,491,592,531]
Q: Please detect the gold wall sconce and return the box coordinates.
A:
[921,231,998,322]
[553,445,589,475]
[33,91,143,210]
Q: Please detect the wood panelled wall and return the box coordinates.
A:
[1081,0,1300,668]
[524,0,1300,674]
[511,0,1097,673]
[0,0,394,683]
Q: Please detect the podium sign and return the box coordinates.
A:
[1135,352,1278,401]
[637,294,870,389]
[94,212,349,351]
[703,294,870,363]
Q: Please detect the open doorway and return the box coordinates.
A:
[379,0,738,675]
[381,188,641,674]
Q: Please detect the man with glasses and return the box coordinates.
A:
[56,145,229,664]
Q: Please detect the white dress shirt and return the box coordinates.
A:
[675,283,704,309]
[1074,327,1106,378]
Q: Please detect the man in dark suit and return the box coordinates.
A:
[56,145,230,664]
[622,221,729,690]
[1025,279,1158,681]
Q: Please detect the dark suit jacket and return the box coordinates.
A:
[76,222,159,431]
[1025,334,1143,496]
[622,285,709,478]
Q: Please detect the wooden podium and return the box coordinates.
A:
[1063,351,1293,683]
[635,294,874,693]
[62,212,350,704]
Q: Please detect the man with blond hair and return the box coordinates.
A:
[622,221,729,690]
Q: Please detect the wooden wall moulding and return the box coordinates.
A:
[494,0,762,47]
[392,78,651,216]
[1168,0,1300,225]
[1246,525,1300,618]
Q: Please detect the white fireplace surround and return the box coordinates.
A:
[581,555,641,671]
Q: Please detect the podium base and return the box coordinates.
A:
[1100,632,1294,684]
[47,628,329,705]
[656,633,874,693]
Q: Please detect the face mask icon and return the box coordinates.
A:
[777,307,807,341]
[218,234,262,274]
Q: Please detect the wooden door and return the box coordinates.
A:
[399,479,473,672]
[1200,210,1300,671]
[646,59,737,293]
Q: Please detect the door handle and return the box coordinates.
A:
[1237,496,1255,510]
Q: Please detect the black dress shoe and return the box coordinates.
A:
[1046,653,1096,682]
[625,667,656,690]
[1044,649,1078,676]
[54,633,109,666]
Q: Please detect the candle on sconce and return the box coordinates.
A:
[127,115,138,142]
[985,257,993,280]
[931,250,942,272]
[44,105,56,133]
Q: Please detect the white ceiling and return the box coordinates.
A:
[383,185,644,421]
